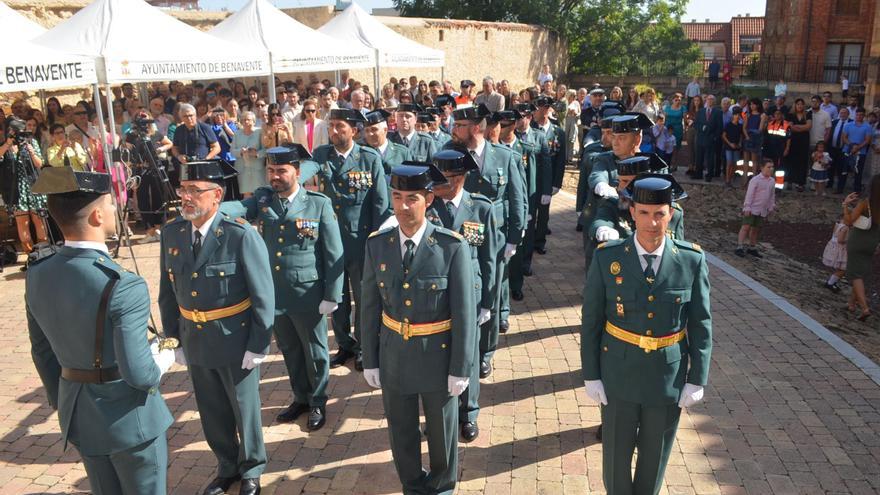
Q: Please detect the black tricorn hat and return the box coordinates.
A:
[266,144,311,165]
[329,108,367,124]
[533,96,555,107]
[416,112,434,124]
[364,109,391,126]
[635,152,669,173]
[611,112,654,133]
[389,163,448,191]
[515,103,537,115]
[433,95,457,108]
[600,101,627,118]
[396,103,423,114]
[452,103,491,123]
[180,159,238,184]
[623,173,687,204]
[616,156,653,177]
[432,149,478,175]
[32,167,111,195]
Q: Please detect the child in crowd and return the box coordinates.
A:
[736,159,776,258]
[822,216,849,293]
[723,106,744,188]
[809,141,832,196]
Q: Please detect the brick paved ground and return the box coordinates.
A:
[1,192,879,494]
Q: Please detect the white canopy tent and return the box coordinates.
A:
[318,2,445,93]
[209,0,374,101]
[1,43,97,92]
[0,1,47,39]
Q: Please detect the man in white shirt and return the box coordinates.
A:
[820,92,839,121]
[808,95,831,148]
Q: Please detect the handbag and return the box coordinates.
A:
[853,204,873,231]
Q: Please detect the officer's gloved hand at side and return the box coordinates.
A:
[447,375,469,397]
[364,368,382,389]
[478,308,491,326]
[595,182,618,199]
[678,383,704,408]
[504,243,517,261]
[241,351,267,370]
[595,226,620,242]
[584,380,608,405]
[318,300,338,315]
[153,347,176,375]
[540,195,552,205]
[174,347,187,367]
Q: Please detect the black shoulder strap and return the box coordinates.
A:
[94,278,119,369]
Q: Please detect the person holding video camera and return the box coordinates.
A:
[124,113,173,243]
[171,103,220,179]
[0,116,48,254]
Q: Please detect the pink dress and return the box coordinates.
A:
[93,132,128,206]
[822,222,848,270]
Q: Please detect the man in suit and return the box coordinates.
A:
[27,168,175,495]
[582,175,711,495]
[361,164,475,495]
[446,104,526,378]
[158,160,275,495]
[693,94,724,181]
[827,106,852,192]
[221,145,344,431]
[390,103,438,162]
[474,77,506,113]
[309,109,389,370]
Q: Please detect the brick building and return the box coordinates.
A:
[681,15,764,63]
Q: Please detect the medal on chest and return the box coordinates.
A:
[295,218,319,239]
[496,168,506,186]
[461,221,486,246]
[347,170,373,190]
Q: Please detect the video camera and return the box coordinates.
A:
[6,118,32,146]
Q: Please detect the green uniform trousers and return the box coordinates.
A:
[80,435,167,495]
[482,255,507,364]
[535,203,551,250]
[332,258,363,354]
[602,398,682,495]
[459,295,482,423]
[383,387,458,495]
[274,311,330,407]
[189,364,267,479]
[510,215,537,292]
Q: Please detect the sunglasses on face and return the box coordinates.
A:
[304,109,317,113]
[75,111,87,116]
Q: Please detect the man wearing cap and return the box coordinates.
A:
[363,109,412,174]
[361,164,476,495]
[531,96,567,256]
[308,108,389,371]
[446,103,526,377]
[581,88,606,142]
[27,168,175,495]
[582,174,711,495]
[389,103,437,163]
[158,160,274,495]
[455,80,476,107]
[221,145,344,432]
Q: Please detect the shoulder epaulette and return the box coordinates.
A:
[220,216,250,229]
[596,239,624,250]
[305,189,330,200]
[673,238,701,252]
[469,193,492,205]
[435,226,464,240]
[369,226,394,239]
[165,215,185,225]
[359,145,380,157]
[672,202,683,212]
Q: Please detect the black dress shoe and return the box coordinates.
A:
[354,353,364,372]
[329,348,355,368]
[479,361,492,379]
[575,224,583,232]
[238,478,260,495]
[535,246,547,255]
[203,475,241,495]
[523,265,533,276]
[461,421,479,442]
[276,402,310,423]
[499,320,509,334]
[512,290,524,301]
[307,407,326,431]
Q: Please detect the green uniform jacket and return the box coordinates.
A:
[221,187,345,313]
[360,222,476,394]
[451,141,527,246]
[581,237,712,405]
[430,130,452,148]
[532,119,568,189]
[515,128,553,207]
[371,141,411,175]
[589,199,686,242]
[306,143,389,261]
[427,191,498,310]
[158,213,275,367]
[389,130,437,162]
[579,151,618,229]
[576,141,607,212]
[27,247,173,455]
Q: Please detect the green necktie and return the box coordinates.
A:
[193,230,202,258]
[445,201,455,220]
[403,239,415,271]
[280,197,289,213]
[643,254,657,284]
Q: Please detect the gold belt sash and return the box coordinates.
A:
[180,298,252,323]
[382,312,451,340]
[605,321,685,353]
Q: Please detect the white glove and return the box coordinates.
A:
[595,182,618,199]
[447,375,469,397]
[540,194,552,205]
[364,368,382,389]
[678,383,704,408]
[552,187,560,195]
[241,350,267,370]
[478,308,491,326]
[527,214,533,221]
[174,347,187,367]
[153,348,175,375]
[584,379,608,405]
[504,243,517,261]
[595,226,620,242]
[378,215,399,231]
[318,300,338,315]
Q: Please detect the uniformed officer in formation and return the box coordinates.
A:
[27,167,175,495]
[361,164,476,495]
[576,101,626,232]
[582,175,712,495]
[531,96,567,256]
[221,145,345,432]
[309,108,389,370]
[445,103,526,378]
[158,160,274,495]
[362,109,411,174]
[425,107,452,147]
[389,103,438,162]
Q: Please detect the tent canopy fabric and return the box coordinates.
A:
[209,0,374,73]
[1,42,97,92]
[0,1,47,39]
[34,0,268,83]
[318,3,444,68]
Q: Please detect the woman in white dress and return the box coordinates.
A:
[231,111,265,197]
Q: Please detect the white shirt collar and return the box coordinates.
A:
[444,188,465,209]
[64,240,109,254]
[399,220,428,256]
[398,128,416,141]
[469,138,486,158]
[278,185,300,203]
[334,142,355,159]
[501,136,517,148]
[192,210,219,245]
[634,235,665,273]
[377,140,389,155]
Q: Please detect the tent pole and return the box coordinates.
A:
[93,84,114,173]
[373,48,380,102]
[39,90,47,114]
[268,53,276,104]
[441,66,445,84]
[334,70,340,88]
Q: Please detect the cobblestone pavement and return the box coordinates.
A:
[1,192,879,495]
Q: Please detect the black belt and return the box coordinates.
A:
[61,367,122,383]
